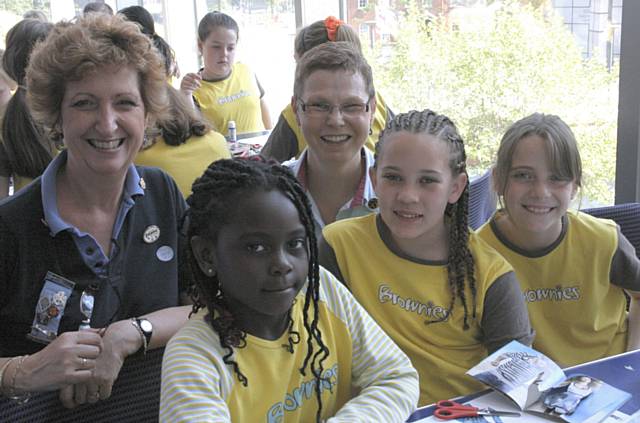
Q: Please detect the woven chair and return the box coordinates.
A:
[582,202,640,310]
[468,169,497,230]
[582,202,640,259]
[0,347,164,423]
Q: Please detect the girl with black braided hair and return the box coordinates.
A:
[320,109,533,406]
[160,157,419,422]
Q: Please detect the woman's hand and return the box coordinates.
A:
[179,72,202,97]
[57,306,190,408]
[59,319,141,408]
[12,330,102,394]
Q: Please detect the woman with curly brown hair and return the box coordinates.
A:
[0,14,189,408]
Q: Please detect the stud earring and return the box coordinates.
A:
[206,268,216,276]
[369,127,373,136]
[50,125,64,150]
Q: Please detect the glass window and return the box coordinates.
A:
[553,0,591,7]
[0,0,632,205]
[141,0,167,38]
[351,1,621,206]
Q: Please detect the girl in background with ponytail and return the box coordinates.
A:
[0,50,16,116]
[0,19,55,198]
[118,6,180,82]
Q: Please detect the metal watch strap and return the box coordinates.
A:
[130,318,149,354]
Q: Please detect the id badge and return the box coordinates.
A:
[27,272,75,344]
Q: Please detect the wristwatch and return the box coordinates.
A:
[131,317,153,354]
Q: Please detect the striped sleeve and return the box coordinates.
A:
[318,267,420,422]
[160,317,234,422]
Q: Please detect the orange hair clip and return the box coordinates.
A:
[324,16,344,41]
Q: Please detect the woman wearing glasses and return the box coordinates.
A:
[261,17,392,163]
[0,15,189,408]
[282,42,377,237]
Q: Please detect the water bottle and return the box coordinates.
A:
[228,120,237,150]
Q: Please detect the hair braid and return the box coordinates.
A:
[270,165,330,422]
[186,193,249,385]
[186,157,329,422]
[375,109,478,330]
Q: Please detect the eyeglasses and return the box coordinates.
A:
[299,100,370,118]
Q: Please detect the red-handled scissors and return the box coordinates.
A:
[434,400,521,420]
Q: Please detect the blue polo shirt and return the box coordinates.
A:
[40,151,144,276]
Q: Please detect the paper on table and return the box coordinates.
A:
[410,391,635,423]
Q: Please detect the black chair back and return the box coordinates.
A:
[582,202,640,259]
[469,169,497,230]
[0,348,164,423]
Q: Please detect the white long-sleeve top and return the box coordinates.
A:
[160,266,419,422]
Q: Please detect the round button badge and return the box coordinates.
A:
[156,245,174,262]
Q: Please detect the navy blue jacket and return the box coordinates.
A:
[0,167,187,356]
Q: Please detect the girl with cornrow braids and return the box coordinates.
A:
[160,157,419,422]
[320,109,533,405]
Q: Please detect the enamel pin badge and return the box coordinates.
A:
[143,225,160,244]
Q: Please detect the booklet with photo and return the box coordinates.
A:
[408,391,635,423]
[466,341,632,423]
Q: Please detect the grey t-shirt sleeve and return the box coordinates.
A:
[255,75,265,98]
[385,102,395,122]
[481,271,535,354]
[259,113,298,163]
[318,235,348,288]
[610,226,640,292]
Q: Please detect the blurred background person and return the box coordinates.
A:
[0,50,17,116]
[118,5,179,83]
[83,1,113,16]
[0,19,55,199]
[135,85,231,197]
[121,5,231,197]
[180,11,272,135]
[22,10,48,21]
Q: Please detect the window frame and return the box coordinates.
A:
[615,0,640,203]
